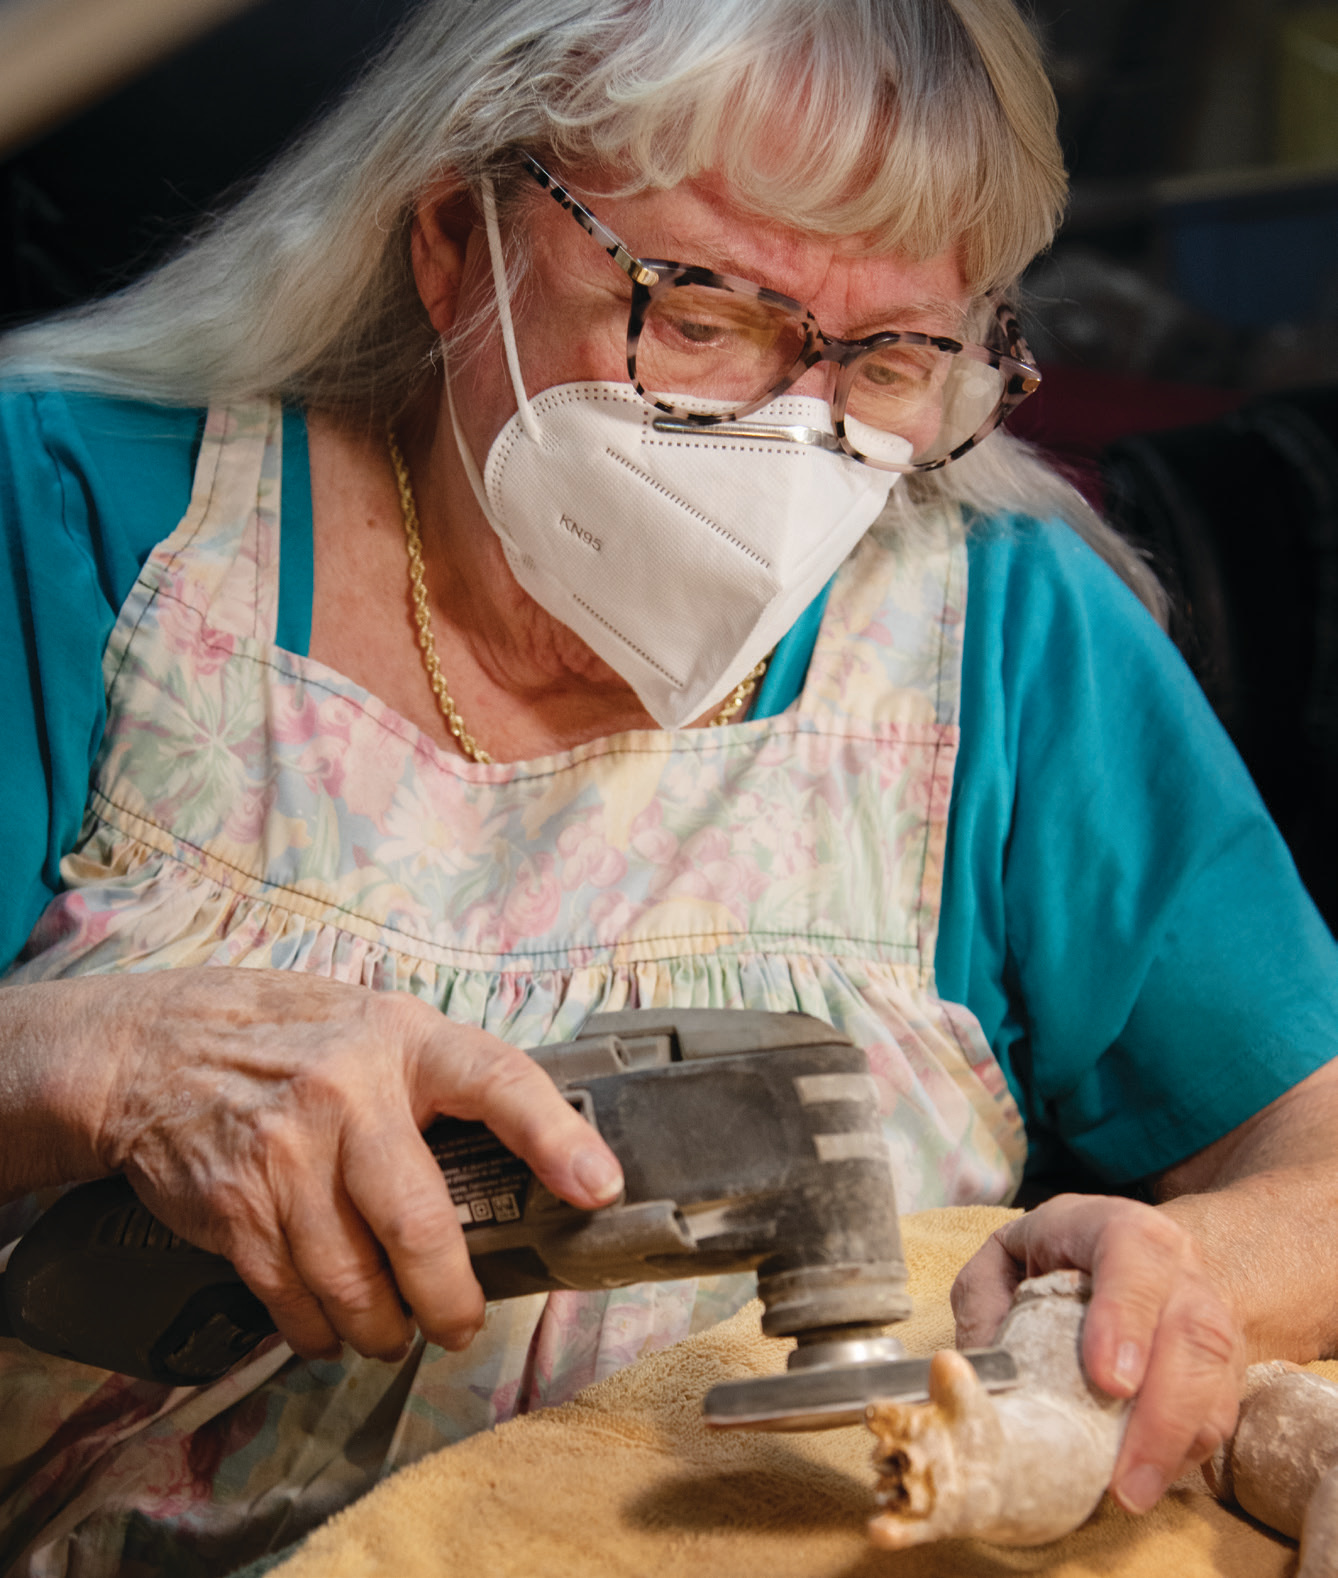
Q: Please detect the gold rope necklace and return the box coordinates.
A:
[387,429,767,764]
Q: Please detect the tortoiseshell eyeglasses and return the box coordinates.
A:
[520,152,1041,473]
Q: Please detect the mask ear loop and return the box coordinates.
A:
[481,175,543,446]
[444,351,506,533]
[442,174,542,537]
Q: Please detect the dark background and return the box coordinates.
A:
[2,0,1336,926]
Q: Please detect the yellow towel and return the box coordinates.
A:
[273,1206,1329,1578]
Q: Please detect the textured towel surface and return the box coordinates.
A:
[272,1206,1332,1578]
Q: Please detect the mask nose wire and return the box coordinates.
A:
[480,176,543,446]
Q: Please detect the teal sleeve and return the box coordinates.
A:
[937,517,1338,1184]
[0,390,202,969]
[0,393,314,974]
[276,408,313,655]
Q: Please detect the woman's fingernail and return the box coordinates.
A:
[1115,1463,1165,1515]
[437,1321,483,1353]
[573,1147,623,1203]
[1113,1340,1144,1392]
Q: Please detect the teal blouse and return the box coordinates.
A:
[4,387,1336,1185]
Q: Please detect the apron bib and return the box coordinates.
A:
[1,401,1024,1575]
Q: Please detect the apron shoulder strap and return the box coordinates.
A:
[800,503,968,730]
[105,401,285,691]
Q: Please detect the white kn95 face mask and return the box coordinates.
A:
[446,183,906,731]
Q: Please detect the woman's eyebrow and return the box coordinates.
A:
[845,298,974,339]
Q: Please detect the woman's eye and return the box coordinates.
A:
[860,352,936,389]
[669,317,731,346]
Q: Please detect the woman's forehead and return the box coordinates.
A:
[531,163,973,332]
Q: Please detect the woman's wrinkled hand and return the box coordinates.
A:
[950,1194,1244,1515]
[5,969,624,1363]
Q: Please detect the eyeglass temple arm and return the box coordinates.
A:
[519,152,661,289]
[991,301,1041,387]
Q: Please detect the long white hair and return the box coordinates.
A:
[0,0,1166,618]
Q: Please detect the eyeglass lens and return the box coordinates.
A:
[636,283,1008,467]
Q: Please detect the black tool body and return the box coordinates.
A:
[1,1010,909,1386]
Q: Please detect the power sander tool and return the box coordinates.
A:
[0,1008,1016,1428]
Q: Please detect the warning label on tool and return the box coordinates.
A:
[423,1119,532,1233]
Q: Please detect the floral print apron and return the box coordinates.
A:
[0,401,1025,1576]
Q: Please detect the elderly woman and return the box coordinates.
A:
[1,0,1337,1572]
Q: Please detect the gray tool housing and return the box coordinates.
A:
[1,1009,910,1387]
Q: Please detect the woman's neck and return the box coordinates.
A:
[305,407,663,763]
